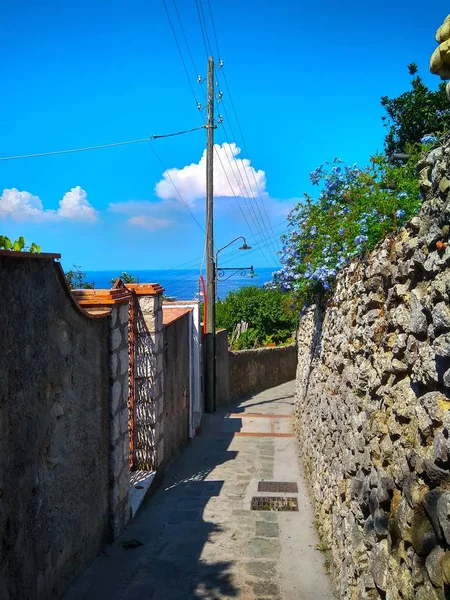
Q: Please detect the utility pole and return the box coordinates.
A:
[205,56,216,413]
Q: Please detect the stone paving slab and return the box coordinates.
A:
[64,381,334,600]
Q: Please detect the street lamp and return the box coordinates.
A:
[205,236,253,413]
[215,236,254,296]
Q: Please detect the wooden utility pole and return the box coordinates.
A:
[205,56,216,413]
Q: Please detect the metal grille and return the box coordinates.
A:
[128,294,136,469]
[258,481,298,493]
[251,496,298,511]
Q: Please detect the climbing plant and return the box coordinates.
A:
[270,149,422,307]
[0,235,40,253]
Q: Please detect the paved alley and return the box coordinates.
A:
[65,382,334,600]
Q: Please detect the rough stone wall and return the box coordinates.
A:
[0,257,110,600]
[228,344,297,402]
[108,303,130,537]
[134,293,164,469]
[296,142,450,599]
[162,313,190,464]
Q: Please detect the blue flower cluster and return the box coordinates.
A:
[421,135,437,144]
[436,109,450,120]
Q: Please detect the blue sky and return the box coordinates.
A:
[0,1,448,272]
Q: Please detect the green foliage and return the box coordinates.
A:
[271,150,421,307]
[381,65,450,154]
[215,285,297,349]
[65,265,94,289]
[0,235,40,253]
[110,271,137,285]
[232,329,259,351]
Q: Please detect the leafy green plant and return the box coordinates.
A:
[230,328,259,351]
[0,235,40,253]
[381,64,450,154]
[110,271,137,285]
[65,265,94,289]
[216,285,297,349]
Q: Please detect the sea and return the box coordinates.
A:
[85,267,276,300]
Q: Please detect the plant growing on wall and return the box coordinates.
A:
[65,265,94,289]
[0,235,40,253]
[270,149,421,306]
[381,64,450,154]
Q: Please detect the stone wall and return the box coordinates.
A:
[228,343,297,402]
[163,312,190,464]
[295,141,450,599]
[108,303,130,538]
[0,255,111,600]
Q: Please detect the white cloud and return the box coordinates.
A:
[155,143,267,205]
[108,200,176,231]
[127,215,171,231]
[0,186,98,222]
[57,186,98,221]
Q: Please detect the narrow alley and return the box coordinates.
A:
[65,382,334,600]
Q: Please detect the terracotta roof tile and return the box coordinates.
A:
[162,306,193,326]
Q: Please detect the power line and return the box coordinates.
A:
[172,0,201,80]
[214,133,273,266]
[157,218,286,279]
[199,1,280,260]
[0,125,206,162]
[163,0,279,266]
[203,0,281,252]
[149,143,206,235]
[193,4,276,265]
[217,71,281,251]
[206,0,221,60]
[168,0,274,266]
[195,0,213,58]
[212,141,274,267]
[217,117,280,263]
[162,0,201,107]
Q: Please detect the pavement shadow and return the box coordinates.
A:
[120,435,241,600]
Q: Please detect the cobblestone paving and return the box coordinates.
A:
[65,382,334,600]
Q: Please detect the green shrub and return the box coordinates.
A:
[65,265,94,289]
[216,286,297,348]
[110,271,137,285]
[381,64,450,155]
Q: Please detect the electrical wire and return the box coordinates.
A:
[216,117,280,263]
[194,4,277,265]
[195,0,213,58]
[162,0,201,108]
[0,125,206,162]
[149,143,206,235]
[204,0,281,251]
[198,1,280,261]
[217,70,281,251]
[165,0,280,266]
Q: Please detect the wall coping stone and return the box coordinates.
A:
[121,282,164,296]
[229,342,296,356]
[72,288,131,307]
[0,250,61,259]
